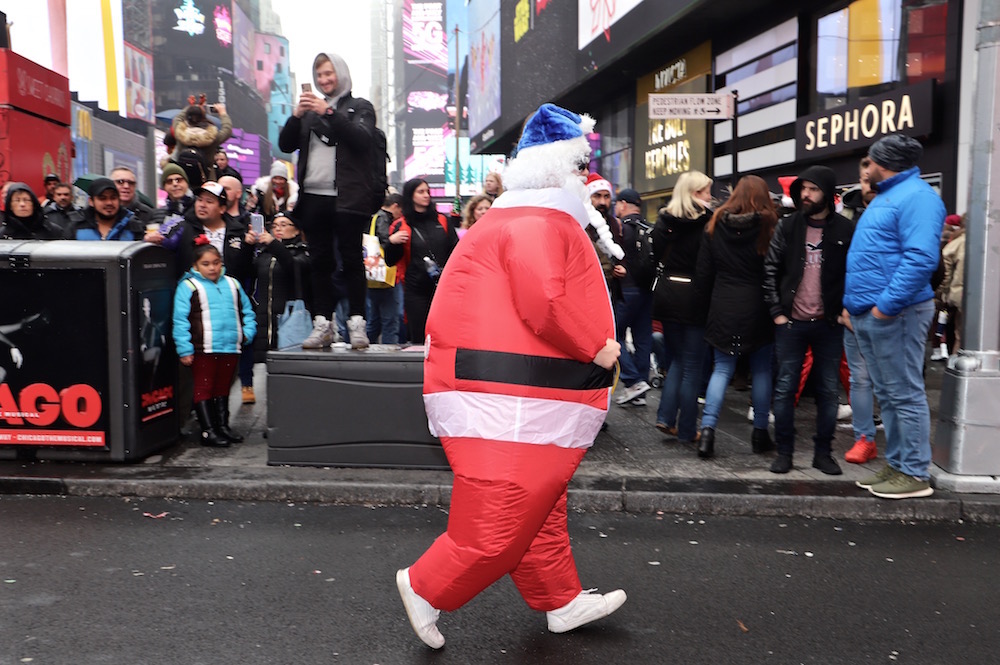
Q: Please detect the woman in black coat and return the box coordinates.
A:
[652,170,714,445]
[693,175,778,458]
[384,178,459,343]
[253,212,311,362]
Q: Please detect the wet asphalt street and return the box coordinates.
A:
[2,496,998,665]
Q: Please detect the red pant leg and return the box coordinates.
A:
[191,354,216,403]
[509,486,582,611]
[211,354,239,398]
[409,437,585,612]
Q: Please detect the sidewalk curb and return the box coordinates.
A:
[4,473,999,524]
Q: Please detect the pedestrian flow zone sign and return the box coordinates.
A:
[649,93,735,120]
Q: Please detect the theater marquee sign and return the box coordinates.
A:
[796,80,934,161]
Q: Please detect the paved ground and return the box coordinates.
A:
[2,354,999,523]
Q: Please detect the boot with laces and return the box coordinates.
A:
[547,588,627,634]
[347,315,370,350]
[844,435,878,464]
[301,315,336,349]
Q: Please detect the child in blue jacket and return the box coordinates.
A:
[173,238,256,446]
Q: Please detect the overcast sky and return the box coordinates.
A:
[270,0,373,99]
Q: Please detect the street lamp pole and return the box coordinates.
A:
[935,0,1000,481]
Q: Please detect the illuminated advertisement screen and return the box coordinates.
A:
[403,0,449,186]
[467,0,501,138]
[232,2,255,84]
[124,42,156,123]
[491,0,575,152]
[154,0,233,67]
[577,0,693,73]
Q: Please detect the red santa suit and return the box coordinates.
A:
[408,184,615,612]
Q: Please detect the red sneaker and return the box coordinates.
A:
[844,435,878,464]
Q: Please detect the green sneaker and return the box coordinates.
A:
[855,464,898,489]
[868,472,934,499]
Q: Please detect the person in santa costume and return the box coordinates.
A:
[395,103,627,649]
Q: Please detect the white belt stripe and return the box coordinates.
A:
[423,391,607,449]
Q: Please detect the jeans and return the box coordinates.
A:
[843,326,876,440]
[851,300,935,480]
[702,344,773,430]
[366,285,402,344]
[772,320,843,457]
[657,323,708,441]
[616,287,653,387]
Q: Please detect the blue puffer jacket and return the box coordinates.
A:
[843,167,944,316]
[173,267,257,357]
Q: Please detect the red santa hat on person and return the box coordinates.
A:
[585,173,612,197]
[503,104,624,260]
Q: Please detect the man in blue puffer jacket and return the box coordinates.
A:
[842,134,944,500]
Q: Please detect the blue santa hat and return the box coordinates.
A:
[516,104,592,154]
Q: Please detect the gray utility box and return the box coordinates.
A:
[0,240,178,462]
[266,346,448,469]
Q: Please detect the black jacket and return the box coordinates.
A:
[44,205,85,232]
[278,93,377,216]
[651,207,712,325]
[125,199,156,225]
[619,212,649,290]
[762,210,854,323]
[0,184,63,240]
[253,235,311,361]
[165,210,255,282]
[384,211,459,296]
[695,212,774,355]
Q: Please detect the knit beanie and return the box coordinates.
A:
[161,163,188,188]
[868,134,923,173]
[270,161,289,179]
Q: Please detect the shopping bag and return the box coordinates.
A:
[277,299,313,350]
[364,214,397,288]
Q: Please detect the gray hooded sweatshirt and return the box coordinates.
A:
[303,53,354,196]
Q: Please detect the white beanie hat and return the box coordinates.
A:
[270,161,289,179]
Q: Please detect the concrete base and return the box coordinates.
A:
[930,464,1000,494]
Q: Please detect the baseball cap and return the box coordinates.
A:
[194,181,228,205]
[44,173,60,182]
[88,177,119,198]
[616,188,642,206]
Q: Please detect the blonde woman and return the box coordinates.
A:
[483,172,504,200]
[459,194,492,238]
[652,170,714,445]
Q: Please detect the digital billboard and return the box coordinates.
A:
[577,0,696,74]
[403,0,449,187]
[154,0,233,69]
[467,0,501,139]
[491,0,576,152]
[124,43,156,123]
[232,2,256,85]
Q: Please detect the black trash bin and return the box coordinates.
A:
[267,346,448,469]
[0,240,178,461]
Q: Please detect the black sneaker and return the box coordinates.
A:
[769,454,792,474]
[812,455,843,475]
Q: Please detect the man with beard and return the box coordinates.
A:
[843,134,944,499]
[65,178,144,241]
[763,165,854,475]
[43,182,84,231]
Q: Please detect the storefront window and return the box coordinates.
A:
[814,0,947,112]
[585,99,632,188]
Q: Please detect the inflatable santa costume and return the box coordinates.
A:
[396,104,627,649]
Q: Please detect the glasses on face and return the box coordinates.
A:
[114,179,137,186]
[273,221,295,229]
[165,177,185,186]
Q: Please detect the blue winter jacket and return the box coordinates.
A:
[843,167,945,316]
[173,267,257,358]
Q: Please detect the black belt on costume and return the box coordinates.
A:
[455,348,614,390]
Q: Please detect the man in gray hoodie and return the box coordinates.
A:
[279,52,379,350]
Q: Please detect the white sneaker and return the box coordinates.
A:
[547,588,627,633]
[615,380,650,405]
[301,316,335,349]
[837,403,853,420]
[396,568,444,649]
[347,314,370,350]
[930,343,948,361]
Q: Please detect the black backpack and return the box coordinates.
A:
[370,126,389,211]
[172,147,208,189]
[627,218,658,290]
